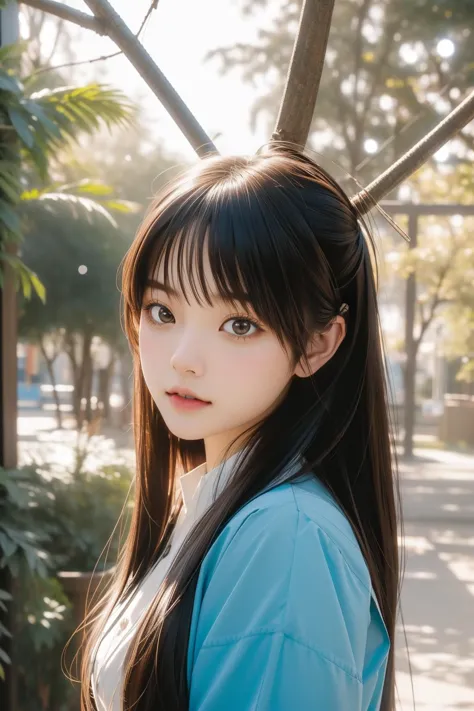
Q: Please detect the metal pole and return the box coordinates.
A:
[0,7,19,711]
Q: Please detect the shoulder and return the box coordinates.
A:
[205,474,372,594]
[191,475,389,680]
[188,475,390,708]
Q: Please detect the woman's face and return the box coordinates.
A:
[138,248,296,467]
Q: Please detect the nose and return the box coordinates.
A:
[170,330,205,376]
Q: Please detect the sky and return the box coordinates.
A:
[49,0,279,160]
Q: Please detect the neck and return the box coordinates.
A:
[204,431,250,473]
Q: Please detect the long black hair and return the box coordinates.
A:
[79,143,400,711]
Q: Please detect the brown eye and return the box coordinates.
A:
[223,317,258,337]
[149,304,174,324]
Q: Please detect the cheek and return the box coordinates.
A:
[138,319,165,383]
[217,338,293,397]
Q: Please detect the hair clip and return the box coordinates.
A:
[339,303,349,316]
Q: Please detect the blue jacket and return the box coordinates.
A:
[187,474,390,710]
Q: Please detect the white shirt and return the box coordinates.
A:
[91,451,243,711]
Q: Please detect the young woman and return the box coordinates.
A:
[80,144,400,710]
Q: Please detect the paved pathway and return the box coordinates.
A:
[398,448,474,524]
[396,448,474,710]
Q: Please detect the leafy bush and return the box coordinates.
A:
[0,461,133,709]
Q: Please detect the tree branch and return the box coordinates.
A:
[20,0,216,157]
[30,0,156,77]
[82,0,216,157]
[416,293,441,348]
[415,260,452,348]
[272,0,336,147]
[352,87,474,213]
[32,48,122,76]
[335,94,358,172]
[20,0,107,35]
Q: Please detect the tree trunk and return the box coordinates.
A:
[39,339,62,429]
[0,8,20,710]
[403,212,418,458]
[98,352,115,424]
[118,349,132,429]
[68,331,93,429]
[83,349,93,424]
[64,332,80,425]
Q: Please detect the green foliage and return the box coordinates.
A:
[0,250,45,301]
[20,178,139,228]
[1,56,135,182]
[46,462,133,572]
[14,576,73,711]
[18,193,131,343]
[0,40,136,299]
[209,0,474,179]
[385,163,474,380]
[0,459,133,700]
[62,115,185,225]
[0,466,53,577]
[16,122,174,385]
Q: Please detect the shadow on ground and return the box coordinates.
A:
[396,521,474,711]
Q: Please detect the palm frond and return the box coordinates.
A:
[19,179,140,224]
[30,84,135,143]
[20,190,119,227]
[2,77,135,181]
[0,250,45,303]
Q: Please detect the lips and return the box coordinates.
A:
[166,387,211,403]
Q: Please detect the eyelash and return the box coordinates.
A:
[142,301,263,340]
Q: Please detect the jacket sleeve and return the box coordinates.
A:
[188,503,389,711]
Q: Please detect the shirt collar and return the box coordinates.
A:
[179,449,242,518]
[178,450,305,521]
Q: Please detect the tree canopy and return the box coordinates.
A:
[208,0,474,182]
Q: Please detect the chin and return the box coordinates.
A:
[170,428,206,441]
[161,415,213,442]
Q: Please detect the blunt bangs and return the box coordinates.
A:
[131,165,342,356]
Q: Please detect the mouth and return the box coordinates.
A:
[165,389,212,410]
[166,388,211,403]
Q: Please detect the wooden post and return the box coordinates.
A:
[272,0,336,147]
[0,10,19,711]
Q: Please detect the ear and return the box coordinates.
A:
[294,315,347,378]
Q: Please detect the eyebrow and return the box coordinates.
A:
[145,278,251,305]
